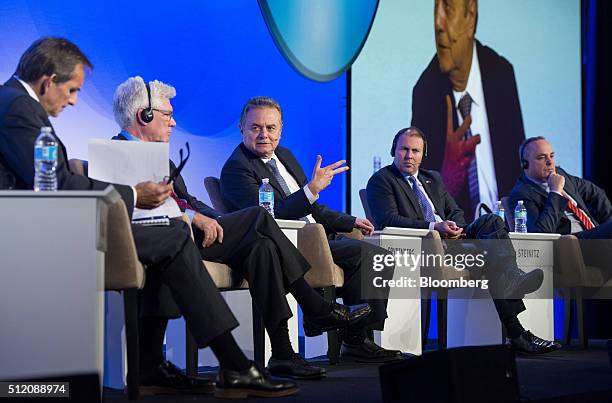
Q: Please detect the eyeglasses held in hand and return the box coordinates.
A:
[164,142,190,184]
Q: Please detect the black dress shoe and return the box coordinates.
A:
[215,362,299,398]
[303,302,371,337]
[139,360,215,395]
[267,353,326,380]
[510,331,562,355]
[503,268,544,299]
[340,337,405,363]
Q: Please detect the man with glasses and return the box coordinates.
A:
[111,76,370,384]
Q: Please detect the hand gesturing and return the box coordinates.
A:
[440,95,481,196]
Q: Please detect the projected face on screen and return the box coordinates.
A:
[434,0,477,90]
[240,107,282,158]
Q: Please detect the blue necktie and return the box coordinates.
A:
[458,93,480,206]
[408,176,436,222]
[266,158,292,197]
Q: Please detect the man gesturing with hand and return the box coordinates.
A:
[221,96,400,363]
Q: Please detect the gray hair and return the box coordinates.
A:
[113,76,176,129]
[239,96,283,128]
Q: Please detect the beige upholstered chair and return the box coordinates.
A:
[204,176,352,363]
[501,196,608,348]
[69,159,144,400]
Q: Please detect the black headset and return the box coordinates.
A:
[390,127,428,158]
[139,81,154,123]
[518,136,546,170]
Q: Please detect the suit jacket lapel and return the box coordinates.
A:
[520,174,550,200]
[248,153,287,198]
[390,165,423,219]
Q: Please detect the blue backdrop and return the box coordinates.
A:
[0,0,348,210]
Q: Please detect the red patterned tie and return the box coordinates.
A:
[171,191,194,211]
[562,191,594,230]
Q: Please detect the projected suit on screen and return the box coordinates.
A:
[411,0,525,221]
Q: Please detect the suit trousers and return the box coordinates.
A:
[133,219,239,348]
[576,220,612,282]
[329,235,393,331]
[463,214,526,321]
[194,206,311,333]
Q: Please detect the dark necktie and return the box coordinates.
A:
[408,176,436,222]
[266,158,292,197]
[458,93,480,206]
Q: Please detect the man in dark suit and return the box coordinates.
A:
[221,96,402,362]
[411,0,525,220]
[508,137,612,282]
[509,136,612,238]
[110,77,369,380]
[366,127,560,354]
[0,37,301,398]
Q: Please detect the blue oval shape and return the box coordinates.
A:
[259,0,379,82]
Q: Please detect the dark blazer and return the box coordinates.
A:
[366,164,466,230]
[411,40,525,219]
[0,78,134,211]
[508,167,612,234]
[111,132,220,218]
[220,143,356,234]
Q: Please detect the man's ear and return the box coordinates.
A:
[38,74,55,96]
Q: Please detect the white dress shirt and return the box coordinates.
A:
[452,43,499,211]
[261,153,318,223]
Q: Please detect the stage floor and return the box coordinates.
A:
[103,341,612,402]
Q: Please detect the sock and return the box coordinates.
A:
[288,277,331,316]
[139,316,168,371]
[503,315,526,339]
[343,326,367,346]
[269,320,295,360]
[209,332,251,372]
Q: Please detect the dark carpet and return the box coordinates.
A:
[103,341,612,403]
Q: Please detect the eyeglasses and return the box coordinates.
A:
[153,108,174,121]
[164,142,190,184]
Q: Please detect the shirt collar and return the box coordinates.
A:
[260,152,278,164]
[119,130,142,142]
[526,174,549,190]
[14,75,40,103]
[453,42,484,110]
[402,169,420,183]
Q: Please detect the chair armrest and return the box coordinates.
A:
[298,223,339,287]
[105,199,145,290]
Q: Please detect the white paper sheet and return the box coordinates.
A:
[88,139,181,219]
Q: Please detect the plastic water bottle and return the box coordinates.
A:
[514,200,527,233]
[33,126,58,191]
[259,178,274,217]
[494,200,505,222]
[373,156,381,173]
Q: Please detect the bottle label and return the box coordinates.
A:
[515,211,527,219]
[35,146,57,161]
[259,191,273,203]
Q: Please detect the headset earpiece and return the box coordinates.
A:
[140,82,154,123]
